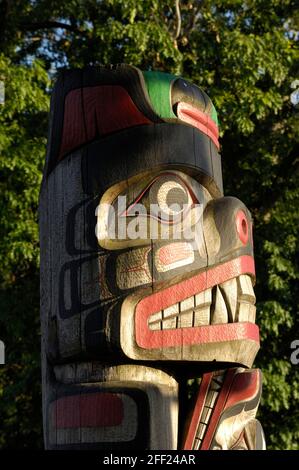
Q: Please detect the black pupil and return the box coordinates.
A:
[166,187,188,211]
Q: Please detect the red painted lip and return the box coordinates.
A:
[177,102,220,150]
[135,255,259,349]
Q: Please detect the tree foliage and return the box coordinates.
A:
[0,54,49,448]
[0,0,298,449]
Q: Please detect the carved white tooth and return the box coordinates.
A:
[248,304,256,323]
[178,311,193,328]
[237,302,249,322]
[197,423,207,440]
[149,321,162,331]
[205,390,218,408]
[193,307,210,326]
[178,297,194,328]
[237,302,256,323]
[238,274,256,303]
[195,289,212,307]
[164,304,179,317]
[162,318,177,329]
[211,286,228,324]
[201,406,213,424]
[193,289,211,326]
[180,296,194,312]
[194,438,202,450]
[148,311,162,331]
[219,278,238,322]
[162,304,179,329]
[149,311,162,323]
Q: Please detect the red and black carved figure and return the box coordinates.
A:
[39,65,265,450]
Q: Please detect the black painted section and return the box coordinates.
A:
[82,123,222,197]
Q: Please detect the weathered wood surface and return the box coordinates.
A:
[40,64,263,450]
[45,364,178,450]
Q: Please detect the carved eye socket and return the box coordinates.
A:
[151,176,192,218]
[125,173,197,224]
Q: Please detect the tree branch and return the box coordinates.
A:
[20,21,82,33]
[175,0,181,39]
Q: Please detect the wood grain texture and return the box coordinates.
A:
[40,65,263,450]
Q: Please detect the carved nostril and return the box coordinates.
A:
[236,210,249,245]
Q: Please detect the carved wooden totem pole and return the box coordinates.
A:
[39,65,266,450]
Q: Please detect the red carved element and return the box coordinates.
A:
[51,392,124,428]
[224,369,260,411]
[59,86,152,159]
[236,210,249,245]
[183,373,213,449]
[176,102,220,149]
[200,369,236,450]
[138,320,258,350]
[135,255,258,349]
[200,369,260,450]
[58,88,86,160]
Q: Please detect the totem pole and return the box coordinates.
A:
[39,65,265,450]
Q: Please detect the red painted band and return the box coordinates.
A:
[137,321,258,350]
[183,373,213,450]
[177,102,220,150]
[201,369,236,450]
[135,255,258,349]
[51,392,124,429]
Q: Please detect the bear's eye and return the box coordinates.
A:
[124,173,197,224]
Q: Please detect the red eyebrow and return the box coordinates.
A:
[176,102,220,150]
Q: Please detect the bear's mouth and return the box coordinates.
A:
[148,273,256,331]
[131,255,259,353]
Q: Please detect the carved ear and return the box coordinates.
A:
[44,65,163,175]
[44,66,223,197]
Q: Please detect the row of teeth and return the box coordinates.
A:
[148,274,256,330]
[193,372,225,449]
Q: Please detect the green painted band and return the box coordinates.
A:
[143,70,177,119]
[143,70,219,127]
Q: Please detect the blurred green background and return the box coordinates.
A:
[0,0,298,449]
